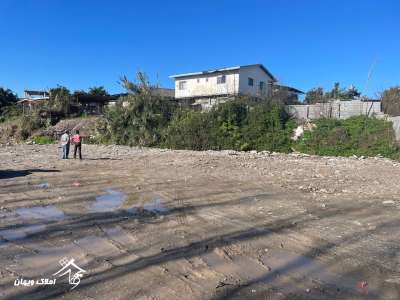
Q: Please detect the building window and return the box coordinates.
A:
[248,77,254,86]
[178,81,187,90]
[197,78,200,83]
[217,75,226,84]
[206,77,208,82]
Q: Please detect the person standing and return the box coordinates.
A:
[60,130,70,159]
[72,130,82,160]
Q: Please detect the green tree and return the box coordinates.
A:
[304,87,324,104]
[0,87,20,121]
[0,87,18,108]
[72,89,89,98]
[326,82,344,99]
[99,72,176,146]
[49,86,72,115]
[88,86,109,97]
[342,85,361,99]
[325,83,361,100]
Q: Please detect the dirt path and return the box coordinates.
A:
[0,144,400,299]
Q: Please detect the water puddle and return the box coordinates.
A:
[0,224,46,241]
[91,189,127,213]
[143,198,169,214]
[16,205,65,221]
[126,207,139,215]
[90,189,170,215]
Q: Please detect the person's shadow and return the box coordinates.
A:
[0,169,60,180]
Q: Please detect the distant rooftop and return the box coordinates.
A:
[170,64,277,82]
[272,84,304,94]
[24,90,49,97]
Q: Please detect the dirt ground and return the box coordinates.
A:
[1,144,400,300]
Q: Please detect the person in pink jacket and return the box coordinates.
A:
[71,130,82,160]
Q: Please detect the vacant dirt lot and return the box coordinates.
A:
[1,144,400,299]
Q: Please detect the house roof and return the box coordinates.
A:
[170,64,277,82]
[24,90,49,96]
[272,84,304,94]
[17,98,47,104]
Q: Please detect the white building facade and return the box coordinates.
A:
[170,64,277,109]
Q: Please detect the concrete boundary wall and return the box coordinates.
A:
[286,100,383,120]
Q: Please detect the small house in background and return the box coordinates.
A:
[271,84,304,105]
[76,94,121,115]
[170,64,303,110]
[76,87,175,114]
[18,90,50,114]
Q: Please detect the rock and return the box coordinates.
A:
[382,200,395,205]
[227,150,238,156]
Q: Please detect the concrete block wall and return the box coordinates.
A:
[286,100,382,120]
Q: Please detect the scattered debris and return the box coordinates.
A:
[216,281,234,289]
[356,281,368,292]
[35,182,49,189]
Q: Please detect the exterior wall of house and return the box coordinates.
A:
[238,66,274,97]
[174,71,239,98]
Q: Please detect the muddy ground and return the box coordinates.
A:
[0,144,400,300]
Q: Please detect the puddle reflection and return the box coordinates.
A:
[90,189,127,213]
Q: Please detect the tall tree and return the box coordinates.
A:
[49,86,72,114]
[343,85,361,99]
[304,87,324,104]
[88,86,109,97]
[0,87,18,109]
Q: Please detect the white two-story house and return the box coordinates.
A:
[170,64,280,109]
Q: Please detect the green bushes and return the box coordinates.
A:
[33,136,55,145]
[93,72,400,159]
[98,97,176,146]
[295,116,399,159]
[0,112,48,143]
[162,111,214,150]
[0,105,22,123]
[163,100,294,152]
[97,74,177,147]
[20,114,46,140]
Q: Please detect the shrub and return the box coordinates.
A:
[241,103,295,152]
[20,114,46,140]
[97,73,177,146]
[163,99,294,152]
[163,110,216,150]
[33,136,55,144]
[295,116,400,159]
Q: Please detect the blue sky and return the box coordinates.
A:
[0,0,399,98]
